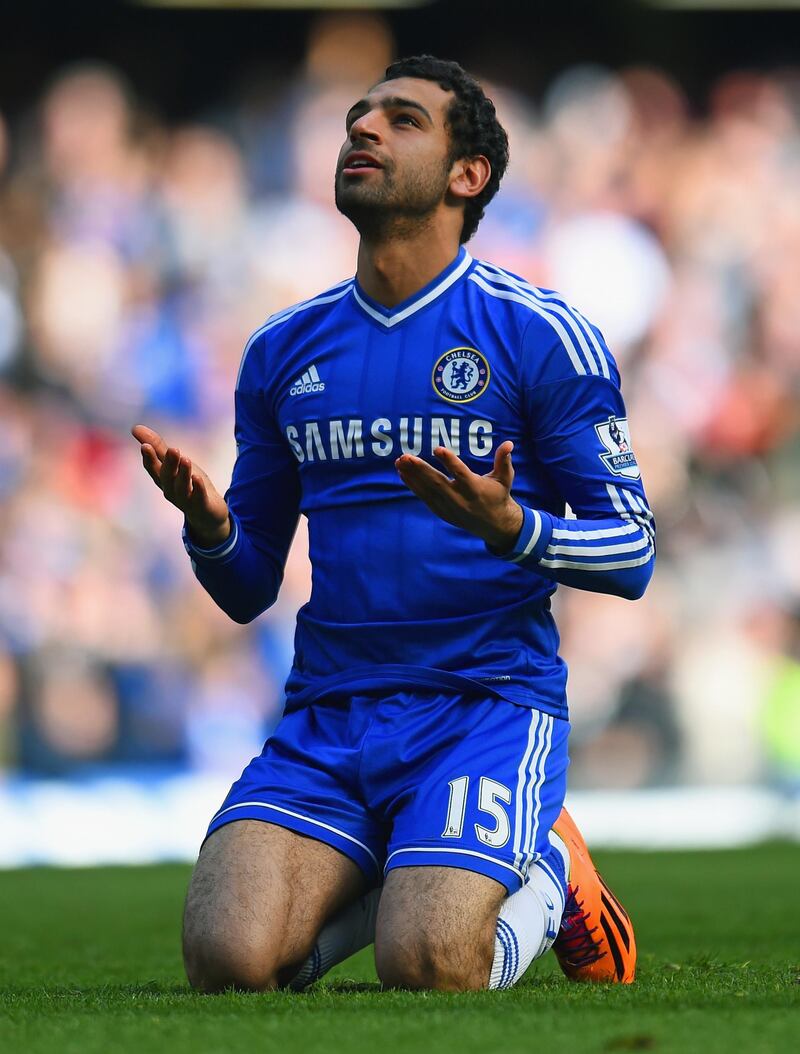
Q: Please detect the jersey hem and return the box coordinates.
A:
[283,664,569,721]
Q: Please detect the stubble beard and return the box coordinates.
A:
[335,157,452,242]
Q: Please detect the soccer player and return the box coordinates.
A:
[133,55,652,992]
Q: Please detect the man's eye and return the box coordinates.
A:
[395,114,419,126]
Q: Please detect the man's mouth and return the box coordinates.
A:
[342,151,383,175]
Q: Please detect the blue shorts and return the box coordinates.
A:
[206,691,570,895]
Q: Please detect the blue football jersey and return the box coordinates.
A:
[183,247,655,720]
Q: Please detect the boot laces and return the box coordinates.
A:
[553,885,607,968]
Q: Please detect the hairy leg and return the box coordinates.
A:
[183,819,365,992]
[375,866,506,991]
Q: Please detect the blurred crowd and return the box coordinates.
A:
[1,13,799,790]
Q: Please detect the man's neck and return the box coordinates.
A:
[355,231,462,308]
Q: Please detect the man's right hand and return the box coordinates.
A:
[131,424,231,548]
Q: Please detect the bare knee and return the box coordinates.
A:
[184,929,281,993]
[375,868,502,992]
[376,930,494,991]
[183,888,286,992]
[182,820,365,993]
[182,826,288,993]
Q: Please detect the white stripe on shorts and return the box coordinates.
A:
[209,800,379,871]
[512,711,543,870]
[522,714,554,873]
[385,846,525,884]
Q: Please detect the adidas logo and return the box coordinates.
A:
[290,364,325,396]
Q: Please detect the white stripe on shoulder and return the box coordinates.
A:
[572,305,613,379]
[477,262,611,380]
[268,276,354,325]
[468,273,587,376]
[263,282,354,334]
[236,281,354,388]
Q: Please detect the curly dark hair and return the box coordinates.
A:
[378,55,509,244]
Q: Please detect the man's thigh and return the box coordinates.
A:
[375,865,506,990]
[383,700,570,895]
[183,819,365,992]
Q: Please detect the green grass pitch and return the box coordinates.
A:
[0,844,798,1054]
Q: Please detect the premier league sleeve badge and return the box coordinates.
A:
[595,415,641,479]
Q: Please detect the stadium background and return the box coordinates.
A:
[1,0,799,866]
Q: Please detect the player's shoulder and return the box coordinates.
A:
[468,257,618,386]
[236,276,355,390]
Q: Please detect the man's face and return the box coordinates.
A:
[335,77,456,232]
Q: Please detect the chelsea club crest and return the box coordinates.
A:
[432,347,490,404]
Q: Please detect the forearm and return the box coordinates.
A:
[489,504,655,601]
[183,512,286,623]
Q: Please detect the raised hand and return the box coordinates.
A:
[395,440,524,552]
[131,424,231,548]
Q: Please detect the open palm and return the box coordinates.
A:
[395,440,523,551]
[131,424,230,547]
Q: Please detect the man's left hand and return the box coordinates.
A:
[395,440,524,552]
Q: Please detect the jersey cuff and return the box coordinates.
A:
[182,513,241,563]
[486,505,553,565]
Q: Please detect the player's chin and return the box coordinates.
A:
[335,183,386,217]
[336,174,380,198]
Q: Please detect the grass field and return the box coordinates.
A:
[0,844,798,1054]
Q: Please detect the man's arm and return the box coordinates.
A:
[395,350,654,602]
[490,368,655,601]
[132,373,301,624]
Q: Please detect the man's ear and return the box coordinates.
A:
[448,155,491,201]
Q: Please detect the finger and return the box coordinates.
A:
[177,455,193,500]
[395,464,444,505]
[433,446,473,483]
[397,469,452,515]
[163,447,181,477]
[488,440,514,488]
[395,454,451,495]
[191,471,209,506]
[132,424,168,460]
[140,444,164,487]
[159,447,182,500]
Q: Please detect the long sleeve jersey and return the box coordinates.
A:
[183,248,655,720]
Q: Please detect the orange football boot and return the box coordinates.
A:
[551,806,637,983]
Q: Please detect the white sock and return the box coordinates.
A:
[549,829,571,883]
[288,887,381,990]
[488,854,567,990]
[289,830,572,993]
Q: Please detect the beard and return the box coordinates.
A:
[335,155,452,240]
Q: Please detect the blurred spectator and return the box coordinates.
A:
[0,16,798,788]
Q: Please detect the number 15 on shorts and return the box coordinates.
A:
[442,776,512,848]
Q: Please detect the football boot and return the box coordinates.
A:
[551,806,636,983]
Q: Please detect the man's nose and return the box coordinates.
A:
[349,110,382,143]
